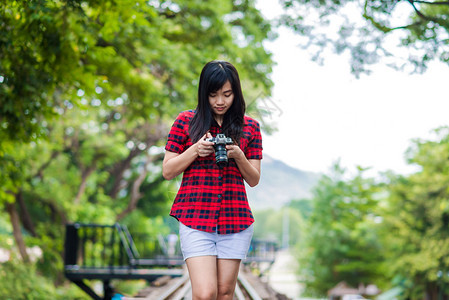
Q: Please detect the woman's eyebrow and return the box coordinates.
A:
[223,89,233,93]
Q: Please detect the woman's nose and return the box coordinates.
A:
[216,95,224,104]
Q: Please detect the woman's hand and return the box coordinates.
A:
[196,132,215,157]
[163,132,214,180]
[225,144,245,160]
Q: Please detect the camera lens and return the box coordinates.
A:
[215,145,228,168]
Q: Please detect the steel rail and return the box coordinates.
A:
[164,273,262,300]
[123,269,263,299]
[237,272,263,300]
[154,273,190,300]
[234,282,246,300]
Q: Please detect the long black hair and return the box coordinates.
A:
[189,60,246,143]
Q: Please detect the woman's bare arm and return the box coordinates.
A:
[226,145,261,187]
[162,133,214,180]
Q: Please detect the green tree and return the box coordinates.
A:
[289,198,313,220]
[298,163,385,296]
[0,0,273,142]
[0,0,275,293]
[379,127,449,299]
[279,0,449,76]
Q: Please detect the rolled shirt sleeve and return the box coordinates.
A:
[244,117,263,160]
[165,111,191,154]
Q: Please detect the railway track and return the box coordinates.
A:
[123,266,284,300]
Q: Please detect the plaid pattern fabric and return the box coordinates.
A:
[165,110,263,234]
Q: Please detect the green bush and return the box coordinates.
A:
[0,260,89,300]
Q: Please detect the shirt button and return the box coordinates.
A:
[218,194,222,199]
[218,176,222,180]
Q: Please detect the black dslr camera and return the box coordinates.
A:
[207,134,234,168]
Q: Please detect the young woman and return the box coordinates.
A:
[162,60,263,300]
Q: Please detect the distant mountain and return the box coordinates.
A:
[246,155,321,210]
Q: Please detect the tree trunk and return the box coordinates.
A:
[47,200,68,224]
[5,200,29,262]
[74,164,96,204]
[426,282,439,300]
[17,191,37,237]
[116,154,153,221]
[108,147,142,199]
[33,150,60,180]
[108,121,167,199]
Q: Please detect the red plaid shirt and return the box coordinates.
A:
[165,110,263,234]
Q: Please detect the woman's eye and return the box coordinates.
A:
[209,94,217,97]
[225,93,232,97]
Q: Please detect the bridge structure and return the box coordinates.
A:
[64,223,278,300]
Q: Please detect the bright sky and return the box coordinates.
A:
[255,1,449,176]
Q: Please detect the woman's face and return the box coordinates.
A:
[208,81,234,121]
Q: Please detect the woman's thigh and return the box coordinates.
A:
[186,256,218,298]
[217,259,241,295]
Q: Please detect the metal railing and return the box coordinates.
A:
[64,223,184,300]
[245,238,278,264]
[65,223,134,269]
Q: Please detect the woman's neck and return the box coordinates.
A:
[214,115,223,127]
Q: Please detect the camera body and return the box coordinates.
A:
[206,133,234,168]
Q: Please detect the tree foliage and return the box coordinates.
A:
[297,129,449,299]
[279,0,449,76]
[297,164,385,296]
[0,0,275,294]
[0,259,89,300]
[0,0,273,141]
[379,127,449,299]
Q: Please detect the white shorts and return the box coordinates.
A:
[179,223,254,260]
